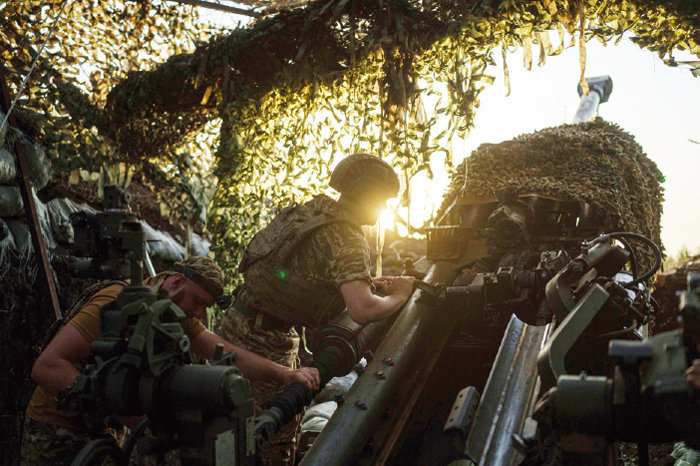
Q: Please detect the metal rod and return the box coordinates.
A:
[0,63,62,320]
[166,0,262,17]
[0,0,70,136]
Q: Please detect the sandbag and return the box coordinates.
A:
[4,195,56,253]
[0,184,23,217]
[18,133,50,190]
[301,401,338,433]
[0,146,16,184]
[6,128,51,190]
[0,217,15,251]
[313,358,364,404]
[141,220,186,263]
[5,218,31,255]
[33,195,56,251]
[46,197,96,244]
[190,231,211,257]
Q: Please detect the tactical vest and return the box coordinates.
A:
[238,195,363,328]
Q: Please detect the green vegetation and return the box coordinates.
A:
[664,245,700,269]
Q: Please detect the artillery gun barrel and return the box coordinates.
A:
[301,261,462,465]
[572,75,613,123]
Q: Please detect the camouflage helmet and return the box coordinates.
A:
[173,256,224,298]
[329,153,400,199]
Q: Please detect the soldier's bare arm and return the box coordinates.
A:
[686,343,700,390]
[340,276,415,325]
[31,325,92,397]
[686,360,700,389]
[190,329,320,390]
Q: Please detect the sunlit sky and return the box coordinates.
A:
[202,10,698,258]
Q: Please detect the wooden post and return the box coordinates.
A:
[0,63,62,320]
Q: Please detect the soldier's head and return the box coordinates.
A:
[162,256,224,320]
[330,153,400,225]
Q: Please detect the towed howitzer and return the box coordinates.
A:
[454,233,655,465]
[302,188,667,465]
[302,192,600,465]
[57,185,374,465]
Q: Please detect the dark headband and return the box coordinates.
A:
[173,263,224,298]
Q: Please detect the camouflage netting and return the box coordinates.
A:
[3,1,699,285]
[436,118,663,273]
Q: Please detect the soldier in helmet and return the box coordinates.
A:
[221,153,416,465]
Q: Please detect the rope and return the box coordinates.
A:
[0,0,70,135]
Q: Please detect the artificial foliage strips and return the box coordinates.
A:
[3,1,700,288]
[207,0,700,284]
[1,0,220,225]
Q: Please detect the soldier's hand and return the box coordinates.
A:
[281,367,320,391]
[373,277,392,294]
[686,359,700,390]
[375,276,415,300]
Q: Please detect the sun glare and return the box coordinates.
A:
[378,208,395,228]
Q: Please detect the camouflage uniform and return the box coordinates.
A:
[221,194,372,465]
[221,311,303,466]
[20,416,126,466]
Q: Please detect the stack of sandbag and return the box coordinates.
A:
[141,220,186,263]
[0,122,53,256]
[0,192,56,256]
